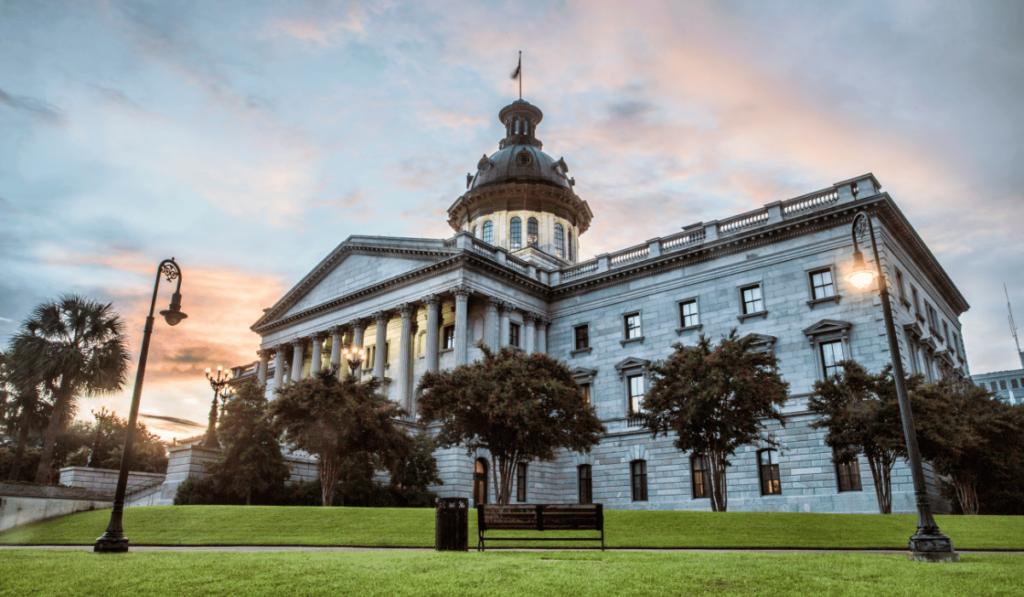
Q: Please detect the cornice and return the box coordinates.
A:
[447,182,593,234]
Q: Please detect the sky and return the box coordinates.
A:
[1,0,1022,440]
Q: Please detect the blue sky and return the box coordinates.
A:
[2,0,1022,438]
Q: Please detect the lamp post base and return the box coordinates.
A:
[94,535,130,553]
[908,532,959,563]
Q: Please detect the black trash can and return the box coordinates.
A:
[435,497,469,552]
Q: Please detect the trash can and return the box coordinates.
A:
[435,497,469,551]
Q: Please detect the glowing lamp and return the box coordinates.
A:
[845,249,876,290]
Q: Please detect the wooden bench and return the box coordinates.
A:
[476,504,604,551]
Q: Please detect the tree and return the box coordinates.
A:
[418,345,605,505]
[8,295,131,484]
[808,362,915,514]
[388,432,443,506]
[641,331,790,512]
[911,378,1021,515]
[0,349,52,481]
[269,369,409,506]
[206,379,290,505]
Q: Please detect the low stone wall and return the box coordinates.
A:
[59,467,167,495]
[0,483,112,532]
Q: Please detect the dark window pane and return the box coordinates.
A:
[759,450,781,495]
[578,465,592,504]
[575,325,589,350]
[510,217,522,250]
[482,221,493,244]
[516,462,527,502]
[631,460,648,502]
[527,217,539,247]
[692,454,709,499]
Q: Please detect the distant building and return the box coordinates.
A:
[232,98,970,514]
[972,352,1024,405]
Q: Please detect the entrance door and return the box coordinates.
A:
[473,458,488,505]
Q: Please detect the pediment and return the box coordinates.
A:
[741,333,778,347]
[614,357,650,377]
[570,367,598,382]
[903,321,925,339]
[803,319,852,337]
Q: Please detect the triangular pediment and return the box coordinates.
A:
[570,367,598,382]
[741,333,778,347]
[614,357,650,376]
[803,319,852,337]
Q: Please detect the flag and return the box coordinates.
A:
[511,61,521,80]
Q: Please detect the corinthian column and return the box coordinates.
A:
[257,349,270,384]
[499,302,512,347]
[397,303,416,412]
[424,295,441,373]
[453,286,470,366]
[291,339,305,383]
[329,326,343,373]
[372,311,390,381]
[310,332,326,376]
[272,348,285,389]
[537,317,550,354]
[485,297,500,349]
[523,313,537,353]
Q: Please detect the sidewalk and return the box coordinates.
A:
[2,545,1020,554]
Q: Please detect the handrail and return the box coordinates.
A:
[782,188,839,215]
[661,228,706,252]
[563,259,599,280]
[609,244,649,266]
[719,209,769,234]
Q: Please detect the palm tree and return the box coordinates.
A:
[8,295,131,484]
[0,349,52,481]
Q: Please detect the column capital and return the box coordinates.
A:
[291,338,306,348]
[350,317,369,330]
[327,325,343,335]
[452,285,471,299]
[371,310,391,324]
[311,331,328,341]
[397,302,416,317]
[486,297,502,309]
[523,311,540,323]
[498,301,515,314]
[537,316,552,327]
[257,348,270,358]
[422,294,442,306]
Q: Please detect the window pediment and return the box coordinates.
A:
[903,321,925,339]
[570,367,598,384]
[615,357,650,378]
[741,333,778,349]
[803,319,852,338]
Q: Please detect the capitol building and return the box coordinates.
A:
[233,98,969,513]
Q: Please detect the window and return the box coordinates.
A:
[741,285,764,314]
[510,217,522,250]
[627,374,645,415]
[911,286,920,314]
[554,223,565,258]
[527,217,538,247]
[679,300,699,328]
[482,221,493,244]
[630,460,648,502]
[691,454,710,499]
[623,312,641,340]
[516,462,528,502]
[943,322,951,348]
[509,322,521,348]
[951,333,959,356]
[1013,379,1020,389]
[580,383,591,407]
[442,325,455,350]
[820,340,845,378]
[836,458,863,492]
[574,324,589,350]
[895,269,906,302]
[1000,380,1008,390]
[473,458,488,505]
[758,450,781,496]
[567,230,574,262]
[472,225,478,238]
[990,382,999,392]
[927,303,939,331]
[578,464,592,504]
[810,269,835,300]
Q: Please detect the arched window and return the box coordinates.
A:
[527,217,539,247]
[630,460,648,502]
[482,221,493,244]
[578,464,592,504]
[472,225,478,238]
[510,217,522,250]
[473,458,489,505]
[758,449,781,496]
[691,454,710,499]
[554,223,565,258]
[567,230,573,261]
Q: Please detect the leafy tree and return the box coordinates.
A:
[269,369,409,506]
[808,362,915,514]
[7,295,131,484]
[206,379,290,505]
[641,331,790,512]
[388,432,443,507]
[0,349,51,481]
[911,379,1021,515]
[418,345,605,505]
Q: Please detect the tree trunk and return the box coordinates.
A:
[34,386,71,485]
[709,451,728,512]
[952,476,979,515]
[494,455,515,505]
[319,454,341,507]
[865,453,893,514]
[8,424,30,481]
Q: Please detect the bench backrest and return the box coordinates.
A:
[478,504,603,532]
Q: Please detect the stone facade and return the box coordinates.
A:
[232,100,969,514]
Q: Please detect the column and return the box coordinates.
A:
[272,348,284,390]
[257,349,270,384]
[424,295,441,373]
[329,326,343,373]
[290,339,305,383]
[453,286,470,366]
[397,303,415,412]
[373,311,390,381]
[485,298,500,349]
[310,332,325,376]
[499,302,511,347]
[537,317,550,354]
[523,313,536,353]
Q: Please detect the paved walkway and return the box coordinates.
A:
[2,545,1020,554]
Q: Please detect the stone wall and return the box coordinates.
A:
[58,467,166,495]
[0,483,112,531]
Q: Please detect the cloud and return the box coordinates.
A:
[0,316,12,323]
[0,89,65,125]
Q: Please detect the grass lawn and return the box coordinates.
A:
[2,506,1022,550]
[1,550,1022,597]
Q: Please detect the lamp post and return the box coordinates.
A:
[845,213,958,563]
[202,366,231,449]
[340,346,366,379]
[95,258,187,554]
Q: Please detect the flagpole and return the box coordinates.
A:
[519,51,522,100]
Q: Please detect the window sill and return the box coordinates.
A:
[675,324,703,335]
[916,313,926,324]
[570,347,593,357]
[806,295,841,309]
[737,310,768,323]
[929,327,943,341]
[440,348,454,355]
[620,336,645,347]
[900,297,912,309]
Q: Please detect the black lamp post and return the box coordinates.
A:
[202,366,231,449]
[95,258,187,554]
[341,345,366,378]
[845,213,958,562]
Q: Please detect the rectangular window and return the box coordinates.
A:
[810,269,835,300]
[578,465,592,505]
[442,325,455,350]
[691,455,710,499]
[758,450,781,496]
[820,340,845,378]
[574,324,589,350]
[580,383,591,407]
[927,304,938,330]
[509,322,521,348]
[1000,380,1008,390]
[991,382,999,392]
[895,269,906,302]
[836,459,863,492]
[628,374,645,415]
[943,322,951,348]
[912,286,920,314]
[1012,379,1020,389]
[630,460,648,502]
[623,312,641,339]
[366,345,376,369]
[741,285,764,314]
[679,299,699,328]
[516,462,527,502]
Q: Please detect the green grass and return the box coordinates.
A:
[1,550,1021,597]
[2,506,1023,550]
